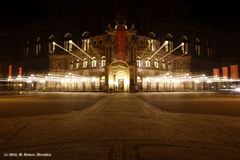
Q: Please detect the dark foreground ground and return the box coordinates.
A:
[0,92,240,160]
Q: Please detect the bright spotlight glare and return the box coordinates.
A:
[235,88,240,92]
[40,80,46,83]
[27,80,32,83]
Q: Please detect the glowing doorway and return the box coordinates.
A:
[108,60,129,92]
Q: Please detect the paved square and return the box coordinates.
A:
[0,92,240,160]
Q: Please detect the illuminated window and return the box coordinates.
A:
[207,41,212,57]
[75,59,80,69]
[101,56,106,67]
[35,37,41,55]
[136,56,141,67]
[82,39,90,51]
[195,38,201,55]
[83,58,88,68]
[145,57,151,67]
[82,31,90,51]
[92,57,96,67]
[48,35,55,53]
[162,59,166,69]
[148,39,156,51]
[64,33,72,51]
[182,35,188,54]
[154,58,159,68]
[165,33,173,52]
[148,40,151,50]
[137,76,142,83]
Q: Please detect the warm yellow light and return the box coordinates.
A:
[207,80,212,83]
[195,80,200,84]
[27,80,32,83]
[40,80,46,83]
[91,77,97,82]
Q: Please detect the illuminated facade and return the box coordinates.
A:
[0,0,239,92]
[41,20,194,92]
[1,16,223,92]
[0,0,227,92]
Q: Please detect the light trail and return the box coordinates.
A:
[53,42,84,61]
[159,43,184,61]
[140,43,150,59]
[70,41,94,60]
[148,41,167,61]
[1,73,239,86]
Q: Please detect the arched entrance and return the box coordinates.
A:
[108,60,130,92]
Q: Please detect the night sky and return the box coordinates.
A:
[0,0,239,32]
[191,1,240,31]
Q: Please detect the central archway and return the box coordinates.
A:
[108,60,130,92]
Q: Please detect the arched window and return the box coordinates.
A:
[195,38,201,55]
[148,39,156,51]
[70,61,74,70]
[82,39,90,51]
[48,35,55,53]
[83,58,88,68]
[25,40,29,56]
[207,41,212,57]
[154,58,159,68]
[162,59,166,69]
[148,32,156,38]
[82,31,90,51]
[165,33,173,52]
[136,56,141,67]
[75,59,80,69]
[64,33,72,51]
[101,56,106,67]
[147,32,156,51]
[145,57,151,67]
[182,35,188,54]
[82,31,90,38]
[91,57,96,67]
[35,37,41,55]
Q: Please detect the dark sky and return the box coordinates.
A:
[0,0,239,32]
[191,1,240,31]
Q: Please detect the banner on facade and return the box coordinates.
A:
[19,67,22,77]
[8,65,12,79]
[213,68,219,77]
[116,25,126,61]
[222,67,228,78]
[230,65,239,79]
